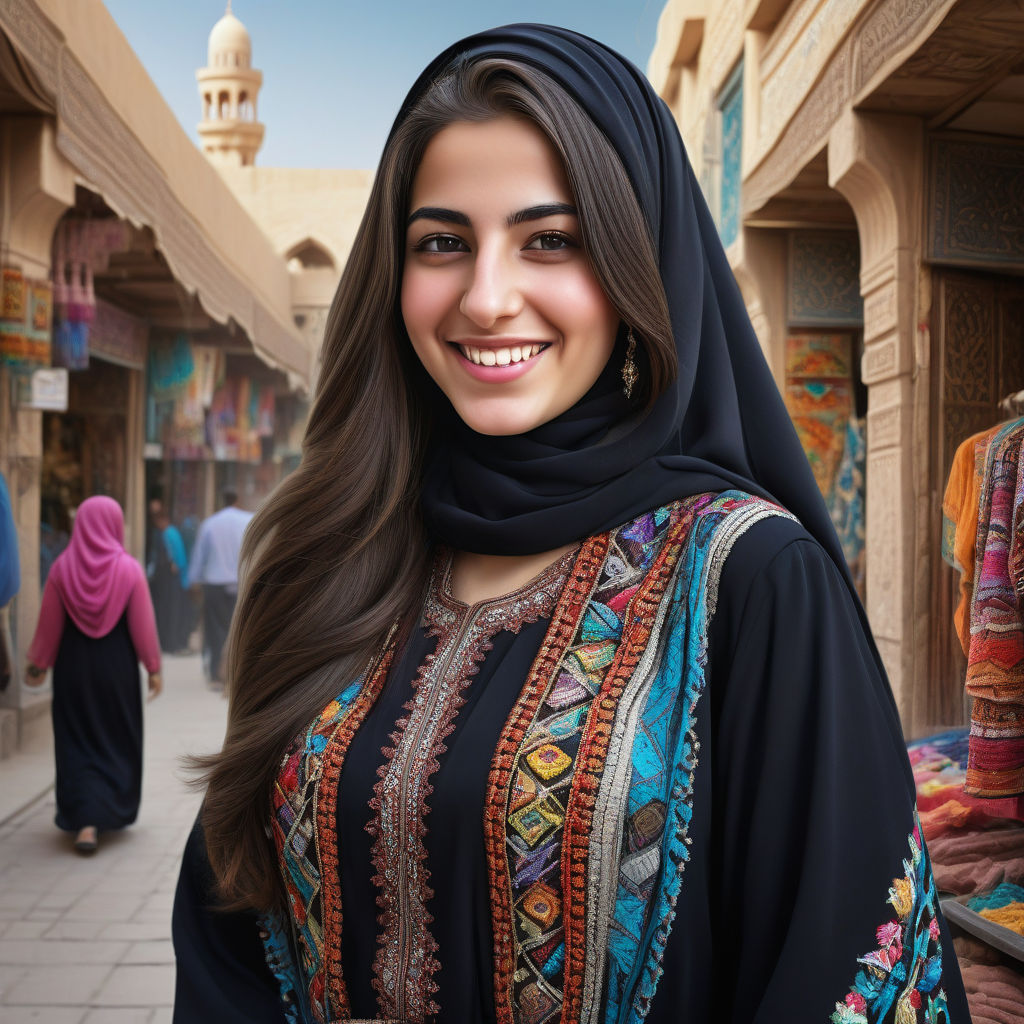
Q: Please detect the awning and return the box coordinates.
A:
[0,0,311,390]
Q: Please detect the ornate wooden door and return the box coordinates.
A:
[930,269,1024,727]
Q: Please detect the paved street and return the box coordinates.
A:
[0,654,226,1023]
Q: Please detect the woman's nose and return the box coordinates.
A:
[459,248,523,328]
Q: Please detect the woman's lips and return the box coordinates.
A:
[450,340,550,382]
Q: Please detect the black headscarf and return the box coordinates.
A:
[406,24,848,583]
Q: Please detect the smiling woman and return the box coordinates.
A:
[172,24,970,1024]
[402,116,620,436]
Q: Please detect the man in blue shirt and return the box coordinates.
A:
[187,490,253,685]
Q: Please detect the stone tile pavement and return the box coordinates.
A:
[0,653,227,1022]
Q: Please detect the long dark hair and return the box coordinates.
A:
[196,55,676,911]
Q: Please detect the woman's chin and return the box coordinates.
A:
[451,396,555,438]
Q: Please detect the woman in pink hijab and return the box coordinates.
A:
[26,495,161,853]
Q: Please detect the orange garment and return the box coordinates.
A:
[942,425,1004,655]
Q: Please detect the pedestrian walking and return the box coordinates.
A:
[0,471,19,691]
[187,489,252,685]
[149,504,192,653]
[172,26,970,1023]
[25,495,161,854]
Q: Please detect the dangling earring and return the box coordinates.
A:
[622,327,639,400]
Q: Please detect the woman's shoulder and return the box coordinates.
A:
[609,491,844,621]
[661,490,814,572]
[716,504,818,582]
[710,506,852,639]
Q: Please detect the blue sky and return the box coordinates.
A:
[102,1,665,169]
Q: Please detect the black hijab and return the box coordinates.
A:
[405,24,848,583]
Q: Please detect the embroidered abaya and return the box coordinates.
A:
[172,25,970,1024]
[28,496,160,831]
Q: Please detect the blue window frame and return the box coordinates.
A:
[717,62,743,249]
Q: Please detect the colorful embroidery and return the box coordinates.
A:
[483,496,791,1024]
[267,642,395,1023]
[832,816,949,1024]
[264,491,799,1024]
[482,532,609,1024]
[257,913,302,1024]
[484,506,683,1023]
[367,548,574,1022]
[600,493,795,1023]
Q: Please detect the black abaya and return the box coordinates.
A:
[172,516,970,1022]
[52,612,143,831]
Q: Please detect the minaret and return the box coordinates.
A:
[196,2,265,167]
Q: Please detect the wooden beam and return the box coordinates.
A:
[745,0,793,32]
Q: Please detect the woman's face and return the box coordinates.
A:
[401,115,620,436]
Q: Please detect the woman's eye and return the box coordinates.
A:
[525,232,575,252]
[414,234,468,253]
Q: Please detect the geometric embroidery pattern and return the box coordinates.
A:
[484,503,688,1024]
[366,547,575,1023]
[268,641,396,1023]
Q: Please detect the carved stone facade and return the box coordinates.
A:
[788,230,862,327]
[648,0,1024,735]
[929,137,1024,269]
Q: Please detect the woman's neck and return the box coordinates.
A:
[448,543,578,607]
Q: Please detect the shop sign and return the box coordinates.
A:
[11,367,69,411]
[1,269,52,367]
[90,298,147,370]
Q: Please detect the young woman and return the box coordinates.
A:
[26,495,161,853]
[172,25,970,1024]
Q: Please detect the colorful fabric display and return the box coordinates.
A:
[965,882,1024,912]
[828,415,866,598]
[926,825,1024,896]
[977,903,1024,935]
[959,962,1024,1024]
[943,425,1006,655]
[965,419,1024,797]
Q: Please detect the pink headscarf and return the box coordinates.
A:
[49,496,143,638]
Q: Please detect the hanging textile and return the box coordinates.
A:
[827,415,866,598]
[943,423,1008,655]
[963,417,1024,797]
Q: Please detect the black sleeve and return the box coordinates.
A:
[172,818,287,1024]
[648,516,972,1023]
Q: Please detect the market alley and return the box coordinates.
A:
[0,653,224,1022]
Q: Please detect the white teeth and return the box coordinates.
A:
[458,343,546,366]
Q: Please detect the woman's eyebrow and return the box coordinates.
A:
[507,202,577,226]
[407,206,470,227]
[406,202,578,228]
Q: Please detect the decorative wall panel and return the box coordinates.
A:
[929,136,1024,270]
[788,230,863,326]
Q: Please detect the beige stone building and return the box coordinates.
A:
[0,0,370,753]
[648,0,1024,737]
[195,7,372,371]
